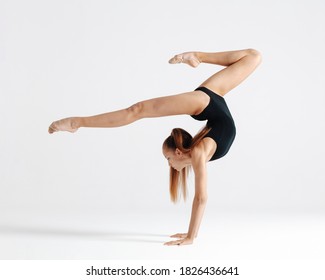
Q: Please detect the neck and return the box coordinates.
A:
[181,154,193,167]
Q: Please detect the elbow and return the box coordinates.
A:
[194,195,208,205]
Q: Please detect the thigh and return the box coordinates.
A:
[199,54,261,96]
[139,91,210,118]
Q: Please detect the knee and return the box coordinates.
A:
[127,102,144,121]
[247,48,262,64]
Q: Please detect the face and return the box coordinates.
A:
[162,147,185,171]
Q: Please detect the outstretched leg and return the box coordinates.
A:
[48,91,210,134]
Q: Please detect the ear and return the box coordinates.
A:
[175,148,183,157]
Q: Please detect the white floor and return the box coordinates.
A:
[1,209,324,260]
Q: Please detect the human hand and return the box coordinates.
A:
[170,233,188,239]
[164,237,194,246]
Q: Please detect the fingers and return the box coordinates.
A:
[170,233,187,238]
[164,238,193,246]
[164,239,184,246]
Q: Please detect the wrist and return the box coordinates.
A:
[186,234,195,241]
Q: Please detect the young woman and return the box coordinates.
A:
[48,49,262,246]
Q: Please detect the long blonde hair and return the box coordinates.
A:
[162,126,211,202]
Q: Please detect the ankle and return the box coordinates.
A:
[72,117,83,129]
[195,52,204,63]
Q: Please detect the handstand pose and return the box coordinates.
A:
[49,49,262,246]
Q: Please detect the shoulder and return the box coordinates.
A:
[190,144,207,178]
[191,138,217,164]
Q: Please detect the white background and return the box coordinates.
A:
[0,0,324,268]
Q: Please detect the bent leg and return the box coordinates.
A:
[169,49,262,96]
[197,49,262,96]
[48,91,208,133]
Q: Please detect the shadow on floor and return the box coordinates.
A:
[0,224,168,244]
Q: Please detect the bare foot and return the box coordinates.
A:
[168,52,201,68]
[48,117,79,134]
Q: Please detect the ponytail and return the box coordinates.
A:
[163,125,211,202]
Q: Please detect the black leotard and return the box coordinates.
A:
[191,87,236,161]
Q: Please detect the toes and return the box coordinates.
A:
[48,123,57,134]
[48,119,78,134]
[48,121,60,134]
[168,54,183,64]
[168,53,200,68]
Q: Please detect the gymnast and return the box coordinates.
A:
[48,49,262,246]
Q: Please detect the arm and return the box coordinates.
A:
[164,151,208,246]
[187,156,208,240]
